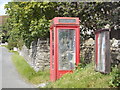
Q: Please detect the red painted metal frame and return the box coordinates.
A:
[50,17,80,81]
[95,33,99,66]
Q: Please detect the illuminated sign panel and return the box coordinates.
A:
[59,19,76,23]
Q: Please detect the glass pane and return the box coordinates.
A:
[58,29,76,70]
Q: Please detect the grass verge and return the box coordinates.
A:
[0,45,8,48]
[3,45,119,88]
[11,52,49,84]
[46,63,118,88]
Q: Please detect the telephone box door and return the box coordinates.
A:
[57,27,79,79]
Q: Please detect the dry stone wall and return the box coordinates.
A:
[80,38,120,66]
[110,38,120,66]
[80,38,95,64]
[20,39,50,72]
[20,38,120,72]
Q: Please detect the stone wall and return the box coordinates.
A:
[111,38,120,66]
[80,38,120,66]
[80,38,94,64]
[20,39,50,72]
[20,38,120,72]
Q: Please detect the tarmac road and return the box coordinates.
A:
[0,47,35,88]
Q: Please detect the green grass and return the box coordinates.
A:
[0,45,8,48]
[12,52,50,84]
[46,63,118,88]
[9,49,119,88]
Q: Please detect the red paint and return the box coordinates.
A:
[76,27,80,65]
[50,17,80,81]
[95,33,99,66]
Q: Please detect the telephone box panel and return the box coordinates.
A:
[50,17,80,81]
[95,29,111,74]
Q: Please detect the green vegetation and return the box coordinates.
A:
[2,2,119,88]
[0,45,8,48]
[7,49,120,88]
[12,52,49,84]
[109,66,120,87]
[46,63,119,88]
[4,2,56,48]
[4,2,119,48]
[7,37,24,50]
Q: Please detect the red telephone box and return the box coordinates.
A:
[50,17,80,81]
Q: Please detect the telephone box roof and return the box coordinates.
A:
[50,17,80,27]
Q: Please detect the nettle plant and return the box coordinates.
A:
[109,66,120,88]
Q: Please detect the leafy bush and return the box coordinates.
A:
[76,57,88,69]
[7,34,24,50]
[16,38,24,50]
[109,66,120,88]
[2,35,9,43]
[7,41,17,50]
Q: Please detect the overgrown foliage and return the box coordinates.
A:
[0,25,8,43]
[46,63,119,88]
[4,2,120,48]
[4,2,57,48]
[109,66,120,88]
[56,2,120,39]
